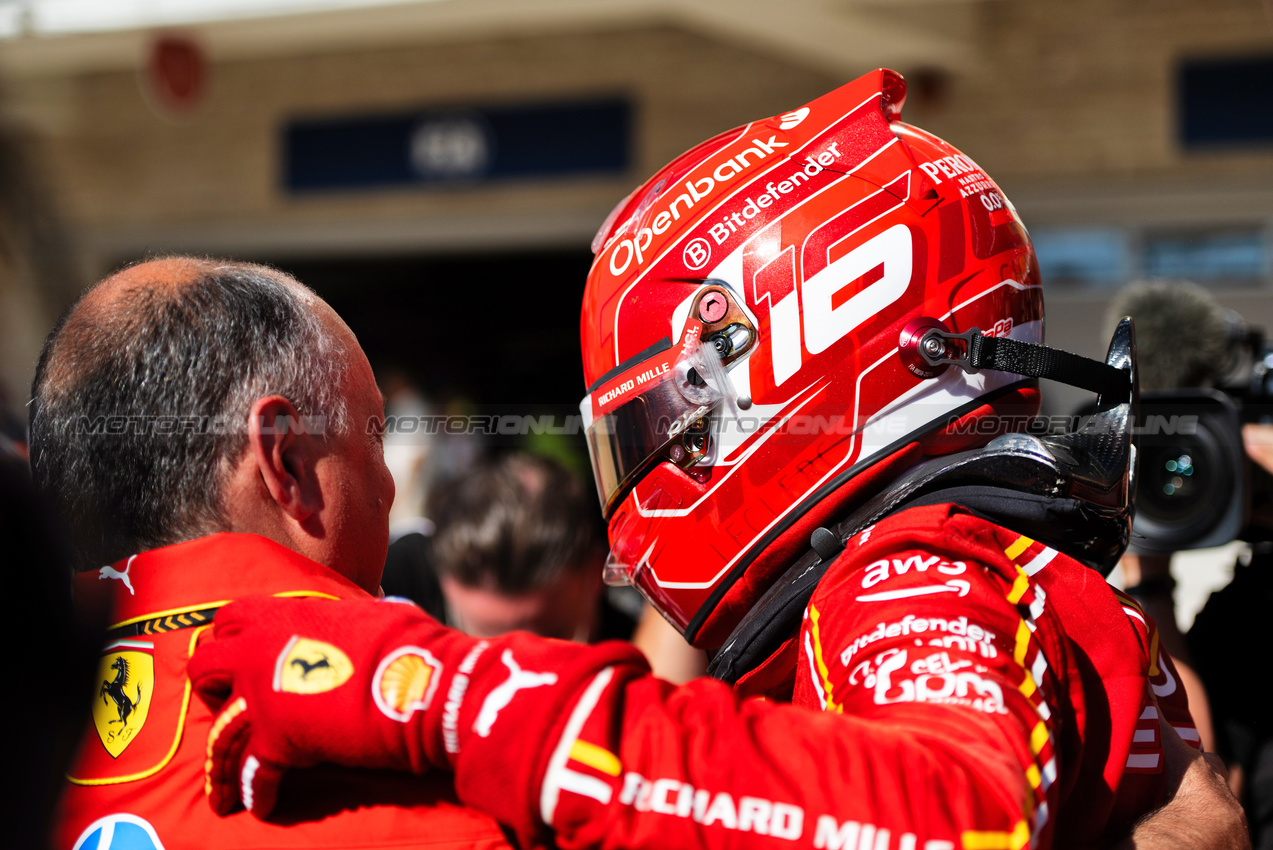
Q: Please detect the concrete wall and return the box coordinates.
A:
[926,0,1273,182]
[6,25,840,270]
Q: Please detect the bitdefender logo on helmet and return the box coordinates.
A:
[683,238,712,270]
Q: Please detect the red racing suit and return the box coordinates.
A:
[427,504,1198,850]
[56,533,511,850]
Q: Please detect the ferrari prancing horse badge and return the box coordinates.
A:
[93,640,154,758]
[276,636,354,694]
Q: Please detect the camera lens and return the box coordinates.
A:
[1139,447,1212,523]
[1134,407,1237,549]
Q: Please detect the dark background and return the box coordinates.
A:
[271,248,595,407]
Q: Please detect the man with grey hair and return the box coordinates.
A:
[38,256,510,850]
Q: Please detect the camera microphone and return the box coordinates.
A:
[1108,280,1241,391]
[1106,281,1252,553]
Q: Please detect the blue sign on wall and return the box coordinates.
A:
[1180,55,1273,148]
[284,97,631,192]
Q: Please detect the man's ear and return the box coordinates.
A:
[247,396,322,522]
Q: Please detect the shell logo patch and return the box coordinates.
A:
[373,646,443,722]
[273,636,354,694]
[93,640,154,758]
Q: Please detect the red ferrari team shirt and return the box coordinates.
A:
[789,505,1194,848]
[56,532,511,850]
[522,505,1195,850]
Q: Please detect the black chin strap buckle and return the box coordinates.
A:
[916,327,982,373]
[916,326,1130,403]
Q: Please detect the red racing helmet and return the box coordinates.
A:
[580,69,1044,647]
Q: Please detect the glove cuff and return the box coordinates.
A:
[427,635,646,844]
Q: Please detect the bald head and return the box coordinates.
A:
[30,256,349,570]
[39,258,215,401]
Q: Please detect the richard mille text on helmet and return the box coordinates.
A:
[190,70,1199,850]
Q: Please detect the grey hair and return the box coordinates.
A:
[29,258,349,571]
